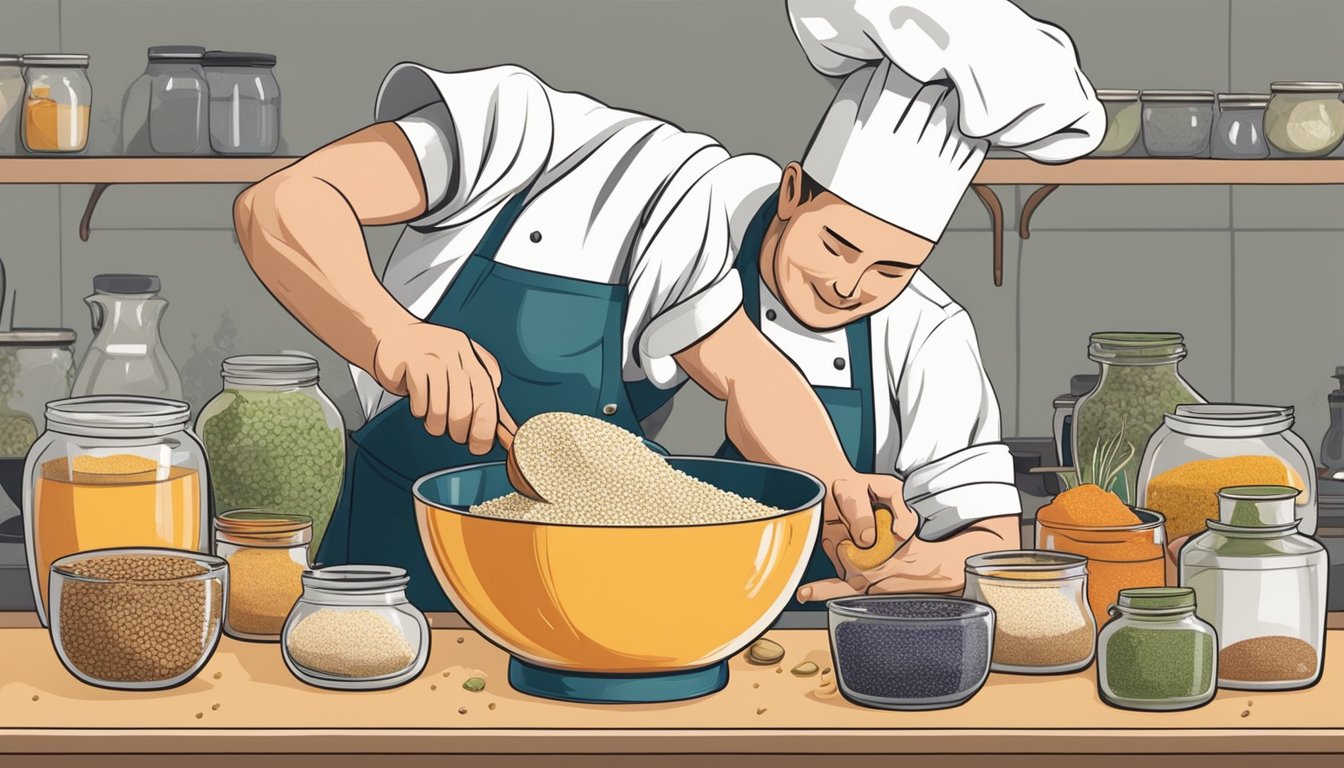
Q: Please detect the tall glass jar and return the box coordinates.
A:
[23,396,209,626]
[1212,93,1270,159]
[962,551,1095,674]
[1097,586,1217,711]
[281,565,429,690]
[1072,333,1205,503]
[21,54,91,154]
[0,54,23,155]
[1137,404,1317,542]
[0,330,77,459]
[1180,485,1327,691]
[197,355,345,556]
[1265,82,1344,158]
[214,510,310,641]
[204,51,280,155]
[119,47,209,156]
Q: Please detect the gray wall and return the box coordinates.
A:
[0,0,1339,461]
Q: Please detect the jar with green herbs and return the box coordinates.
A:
[1072,333,1204,503]
[1097,587,1217,711]
[197,355,345,557]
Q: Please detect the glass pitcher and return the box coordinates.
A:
[71,274,182,400]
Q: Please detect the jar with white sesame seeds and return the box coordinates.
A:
[962,551,1097,674]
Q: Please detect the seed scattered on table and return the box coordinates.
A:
[31,695,39,701]
[488,702,496,710]
[458,707,468,715]
[214,672,222,680]
[756,707,767,715]
[195,712,203,719]
[752,683,760,689]
[212,703,220,711]
[456,637,464,644]
[430,684,437,691]
[463,677,486,692]
[791,661,819,677]
[746,639,784,665]
[821,667,831,675]
[1241,710,1250,718]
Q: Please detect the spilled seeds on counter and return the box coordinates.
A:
[756,707,767,715]
[458,707,468,715]
[746,639,784,665]
[488,702,496,710]
[791,661,819,677]
[463,677,486,692]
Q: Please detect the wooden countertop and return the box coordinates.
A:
[2,613,1343,767]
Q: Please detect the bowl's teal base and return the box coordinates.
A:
[507,657,728,704]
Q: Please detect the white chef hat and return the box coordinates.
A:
[802,60,986,244]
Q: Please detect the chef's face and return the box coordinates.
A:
[768,163,935,332]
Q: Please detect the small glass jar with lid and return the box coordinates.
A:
[0,54,23,154]
[1265,82,1344,158]
[1137,404,1317,543]
[1213,93,1270,159]
[23,396,209,626]
[197,354,345,556]
[1097,586,1217,711]
[962,551,1095,674]
[1180,485,1327,691]
[1071,332,1205,503]
[214,510,311,641]
[1141,90,1215,157]
[0,329,77,459]
[204,51,280,155]
[281,565,429,690]
[21,54,91,154]
[1092,90,1141,157]
[119,47,210,156]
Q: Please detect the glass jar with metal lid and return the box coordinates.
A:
[1265,82,1344,157]
[962,551,1095,674]
[120,46,209,156]
[1137,404,1317,542]
[21,54,91,153]
[1180,485,1327,691]
[281,565,429,690]
[214,510,311,641]
[1093,90,1141,157]
[1213,93,1270,159]
[0,54,22,154]
[204,51,279,155]
[1142,90,1215,157]
[1097,586,1217,711]
[23,396,209,626]
[0,329,76,458]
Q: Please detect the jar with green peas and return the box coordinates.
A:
[197,355,345,558]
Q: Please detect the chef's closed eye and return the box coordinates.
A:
[821,227,862,259]
[872,261,918,279]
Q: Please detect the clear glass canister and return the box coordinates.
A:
[1036,507,1167,630]
[1137,404,1317,543]
[119,46,210,155]
[23,396,209,626]
[204,51,279,155]
[21,54,91,154]
[0,54,23,155]
[1213,93,1270,159]
[1142,90,1215,157]
[0,330,76,458]
[1180,486,1327,690]
[282,565,429,690]
[1097,587,1217,711]
[1072,332,1205,502]
[1092,89,1141,157]
[197,355,345,556]
[1265,81,1344,158]
[962,551,1095,674]
[71,274,183,400]
[214,510,311,641]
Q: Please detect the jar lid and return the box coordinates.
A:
[964,550,1087,581]
[1218,93,1271,108]
[302,564,409,593]
[94,273,161,296]
[1087,332,1187,364]
[203,51,277,67]
[21,54,90,67]
[0,328,76,345]
[1097,89,1140,101]
[222,353,320,387]
[1141,90,1215,102]
[1217,485,1300,527]
[45,396,191,436]
[1117,586,1195,611]
[215,510,312,545]
[148,46,206,60]
[1164,403,1293,437]
[1271,81,1344,94]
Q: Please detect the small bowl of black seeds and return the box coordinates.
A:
[827,595,995,711]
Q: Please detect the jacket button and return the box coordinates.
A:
[765,309,777,321]
[602,403,618,416]
[833,357,846,371]
[529,231,542,243]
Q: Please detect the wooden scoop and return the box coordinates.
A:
[496,412,545,503]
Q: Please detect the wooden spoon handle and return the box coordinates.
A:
[495,420,514,453]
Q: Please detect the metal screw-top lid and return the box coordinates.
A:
[1141,90,1216,102]
[0,328,76,345]
[1217,485,1300,527]
[1097,89,1140,102]
[1271,81,1344,94]
[1087,332,1187,364]
[21,54,90,67]
[202,51,277,67]
[148,45,206,60]
[93,273,161,295]
[1117,586,1195,611]
[222,353,319,387]
[1217,93,1271,109]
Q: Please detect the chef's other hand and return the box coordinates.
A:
[371,322,515,452]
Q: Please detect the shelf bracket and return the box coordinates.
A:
[1018,184,1060,240]
[971,185,1005,287]
[79,183,111,242]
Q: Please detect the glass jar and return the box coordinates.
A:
[962,551,1095,674]
[1072,332,1205,502]
[71,274,183,400]
[1092,90,1141,157]
[0,330,76,459]
[1142,90,1215,157]
[1137,404,1317,542]
[1265,82,1344,158]
[0,54,22,155]
[1097,587,1217,711]
[214,510,311,641]
[119,46,210,156]
[204,51,280,155]
[21,54,91,154]
[23,396,209,626]
[1212,93,1270,159]
[281,565,429,690]
[197,355,345,555]
[1035,509,1167,630]
[1180,486,1327,691]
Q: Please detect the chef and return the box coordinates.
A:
[233,0,1101,611]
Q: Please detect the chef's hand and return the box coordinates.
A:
[371,321,517,452]
[818,473,917,575]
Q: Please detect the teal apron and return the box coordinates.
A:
[716,192,877,610]
[317,190,676,611]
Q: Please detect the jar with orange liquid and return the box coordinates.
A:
[1037,506,1168,630]
[22,396,208,626]
[21,54,91,153]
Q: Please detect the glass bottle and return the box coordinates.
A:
[1097,586,1217,711]
[21,54,91,154]
[214,510,311,641]
[71,274,182,400]
[1180,485,1327,691]
[1322,368,1344,479]
[1265,82,1344,158]
[1072,333,1205,503]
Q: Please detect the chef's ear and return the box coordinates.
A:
[778,161,806,220]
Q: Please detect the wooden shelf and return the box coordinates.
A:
[0,156,299,184]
